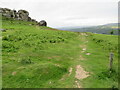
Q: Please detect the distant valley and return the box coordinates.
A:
[57,23,119,35]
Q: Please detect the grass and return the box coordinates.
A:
[79,33,118,88]
[2,17,81,88]
[2,17,118,88]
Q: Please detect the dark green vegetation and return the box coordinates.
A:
[2,17,118,88]
[58,23,119,35]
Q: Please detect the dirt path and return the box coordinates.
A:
[75,33,90,88]
[60,33,90,88]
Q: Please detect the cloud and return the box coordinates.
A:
[1,0,119,2]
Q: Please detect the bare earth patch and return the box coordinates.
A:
[81,47,87,53]
[86,53,91,55]
[17,66,25,69]
[82,48,86,51]
[81,33,87,36]
[80,45,87,52]
[12,71,17,76]
[79,55,85,60]
[60,74,68,81]
[54,64,61,67]
[69,67,73,76]
[75,80,81,88]
[75,65,89,80]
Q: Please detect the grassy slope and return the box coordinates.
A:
[64,24,118,35]
[2,17,118,88]
[79,33,118,88]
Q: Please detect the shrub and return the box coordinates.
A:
[20,58,32,65]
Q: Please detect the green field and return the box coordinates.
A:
[2,17,118,88]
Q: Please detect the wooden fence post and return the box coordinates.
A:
[109,52,114,71]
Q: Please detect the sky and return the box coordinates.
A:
[0,0,119,28]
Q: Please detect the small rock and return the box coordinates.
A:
[49,81,51,84]
[0,29,6,32]
[86,53,91,55]
[82,48,86,51]
[12,71,17,76]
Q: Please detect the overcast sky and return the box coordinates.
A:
[0,0,119,28]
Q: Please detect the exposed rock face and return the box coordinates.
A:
[38,20,47,26]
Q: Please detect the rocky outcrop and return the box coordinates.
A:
[0,8,31,21]
[0,8,47,26]
[0,8,36,22]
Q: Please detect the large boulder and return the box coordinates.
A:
[18,10,29,21]
[0,8,12,18]
[28,17,31,21]
[31,19,36,22]
[9,10,18,18]
[0,8,18,19]
[38,20,47,26]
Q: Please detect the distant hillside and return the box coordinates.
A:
[58,23,119,35]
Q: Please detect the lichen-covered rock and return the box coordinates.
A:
[0,8,11,18]
[18,10,29,21]
[31,19,38,24]
[9,10,18,18]
[0,8,30,21]
[28,17,31,21]
[38,20,47,26]
[31,19,36,22]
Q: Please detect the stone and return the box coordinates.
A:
[12,10,18,18]
[0,29,6,32]
[18,10,29,21]
[38,20,47,26]
[31,19,36,22]
[28,17,31,21]
[0,8,3,13]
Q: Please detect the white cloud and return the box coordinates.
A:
[1,0,119,2]
[0,0,118,28]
